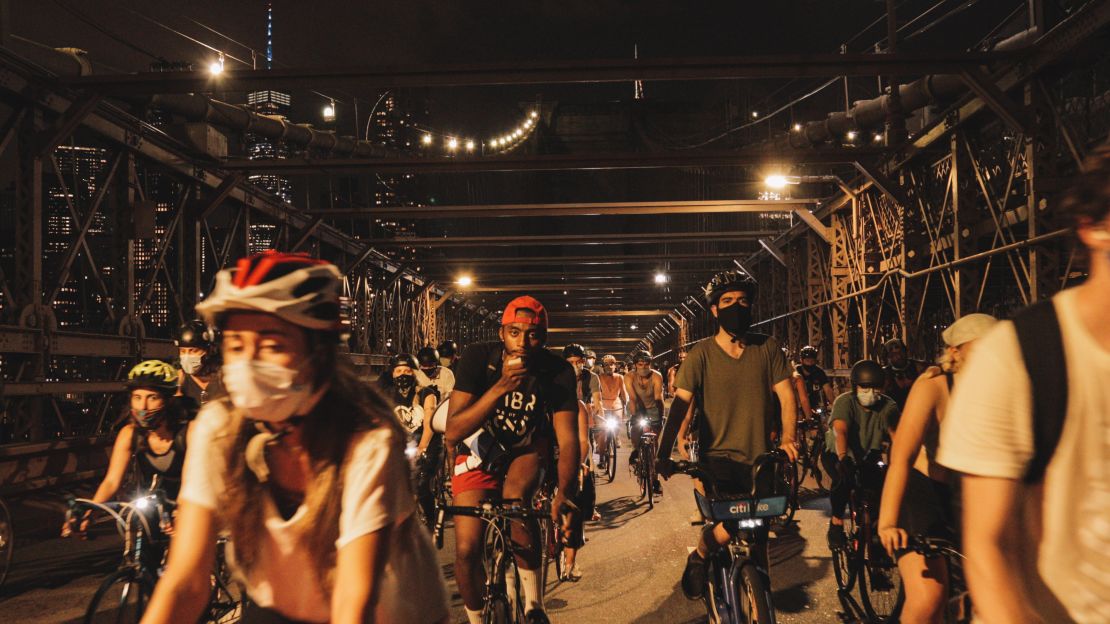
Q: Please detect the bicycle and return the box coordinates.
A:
[795,408,830,493]
[829,451,904,622]
[594,413,620,484]
[628,416,658,509]
[0,496,13,591]
[434,499,552,623]
[67,492,244,623]
[902,535,971,624]
[670,450,793,624]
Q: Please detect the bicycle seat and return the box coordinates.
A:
[694,490,787,523]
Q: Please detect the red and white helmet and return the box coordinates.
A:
[196,251,346,331]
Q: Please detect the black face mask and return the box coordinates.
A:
[717,303,753,340]
[394,374,416,391]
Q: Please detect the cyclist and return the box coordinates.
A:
[175,320,223,408]
[382,353,441,529]
[62,359,191,537]
[666,349,687,398]
[794,345,835,416]
[561,344,597,582]
[656,271,798,600]
[445,295,580,624]
[824,359,900,550]
[595,354,628,469]
[584,349,597,372]
[626,350,664,494]
[437,339,461,371]
[416,345,456,400]
[878,313,996,623]
[882,338,928,411]
[144,251,449,623]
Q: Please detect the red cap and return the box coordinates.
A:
[501,295,548,329]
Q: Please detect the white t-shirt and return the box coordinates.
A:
[938,288,1110,623]
[416,366,455,399]
[181,402,450,623]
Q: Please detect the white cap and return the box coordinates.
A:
[942,313,998,347]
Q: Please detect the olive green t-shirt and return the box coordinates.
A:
[674,333,793,464]
[825,391,899,460]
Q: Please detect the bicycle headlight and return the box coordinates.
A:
[605,418,618,431]
[405,445,417,459]
[133,497,150,510]
[639,418,648,428]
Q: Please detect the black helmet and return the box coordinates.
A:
[883,338,906,351]
[416,346,440,368]
[562,343,586,359]
[799,345,819,359]
[632,350,653,364]
[175,320,215,350]
[703,270,758,307]
[437,340,458,358]
[387,353,419,372]
[850,359,885,387]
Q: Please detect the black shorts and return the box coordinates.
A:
[897,469,955,551]
[701,456,779,498]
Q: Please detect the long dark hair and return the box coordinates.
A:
[218,336,403,591]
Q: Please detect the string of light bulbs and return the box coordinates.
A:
[411,106,541,155]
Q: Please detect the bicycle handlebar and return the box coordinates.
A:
[671,449,791,498]
[903,535,964,560]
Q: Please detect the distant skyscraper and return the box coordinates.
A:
[245,3,290,252]
[369,93,424,264]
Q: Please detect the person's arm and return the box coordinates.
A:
[822,382,836,408]
[772,378,798,461]
[656,388,693,475]
[675,402,695,460]
[878,375,939,554]
[833,419,849,459]
[550,407,580,524]
[577,401,590,464]
[331,526,391,624]
[141,501,218,623]
[961,475,1041,623]
[64,425,135,535]
[794,376,813,416]
[618,377,630,408]
[652,372,664,404]
[418,394,436,453]
[445,357,526,446]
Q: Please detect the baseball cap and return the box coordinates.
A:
[501,295,549,329]
[942,313,998,347]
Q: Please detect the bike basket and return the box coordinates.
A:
[694,490,787,521]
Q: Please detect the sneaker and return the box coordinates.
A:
[524,608,550,624]
[827,522,847,551]
[681,551,708,600]
[591,509,602,522]
[565,564,583,582]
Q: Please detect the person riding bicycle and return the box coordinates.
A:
[877,313,996,623]
[882,338,928,412]
[175,319,223,409]
[595,354,629,465]
[62,360,192,538]
[794,345,835,417]
[626,350,664,494]
[445,295,580,624]
[656,271,799,600]
[666,349,687,398]
[382,353,441,529]
[437,339,461,371]
[824,359,900,550]
[144,251,449,623]
[416,345,456,400]
[561,344,597,582]
[577,346,602,421]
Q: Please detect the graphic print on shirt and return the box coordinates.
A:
[487,378,540,448]
[394,403,422,434]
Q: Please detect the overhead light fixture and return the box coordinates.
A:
[792,123,803,132]
[654,272,668,284]
[764,174,789,189]
[751,111,759,118]
[208,52,225,76]
[530,110,539,118]
[446,137,459,151]
[322,100,336,123]
[465,139,476,152]
[456,275,473,287]
[873,133,883,143]
[421,134,433,145]
[846,130,858,141]
[630,324,638,330]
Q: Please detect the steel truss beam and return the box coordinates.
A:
[63,52,1014,95]
[413,252,751,266]
[320,199,818,219]
[373,230,776,248]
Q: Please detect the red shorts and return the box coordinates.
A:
[452,436,551,494]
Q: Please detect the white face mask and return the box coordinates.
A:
[856,388,879,407]
[222,359,313,423]
[180,354,203,375]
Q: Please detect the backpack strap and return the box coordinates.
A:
[1013,299,1068,484]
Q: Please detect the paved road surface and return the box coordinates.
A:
[0,446,863,623]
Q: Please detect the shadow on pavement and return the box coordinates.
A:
[629,581,706,624]
[592,495,651,530]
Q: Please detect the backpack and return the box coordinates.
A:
[1013,299,1068,484]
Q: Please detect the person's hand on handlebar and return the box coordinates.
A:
[657,456,675,479]
[778,436,799,462]
[61,510,91,539]
[878,524,909,557]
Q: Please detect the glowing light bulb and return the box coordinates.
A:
[421,134,433,145]
[764,174,789,189]
[465,139,476,152]
[446,137,459,151]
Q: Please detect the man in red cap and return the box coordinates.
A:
[446,295,580,624]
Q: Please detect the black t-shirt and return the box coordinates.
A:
[796,364,830,409]
[454,342,578,449]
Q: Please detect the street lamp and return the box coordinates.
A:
[322,100,336,123]
[654,272,668,284]
[456,274,473,287]
[208,52,225,76]
[421,133,433,145]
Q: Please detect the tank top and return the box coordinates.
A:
[630,372,659,411]
[131,425,188,500]
[598,374,624,410]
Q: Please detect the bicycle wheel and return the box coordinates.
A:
[858,543,904,621]
[643,445,655,509]
[831,519,859,592]
[482,596,513,624]
[84,568,153,624]
[606,436,618,483]
[780,460,799,525]
[737,563,775,624]
[0,497,13,590]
